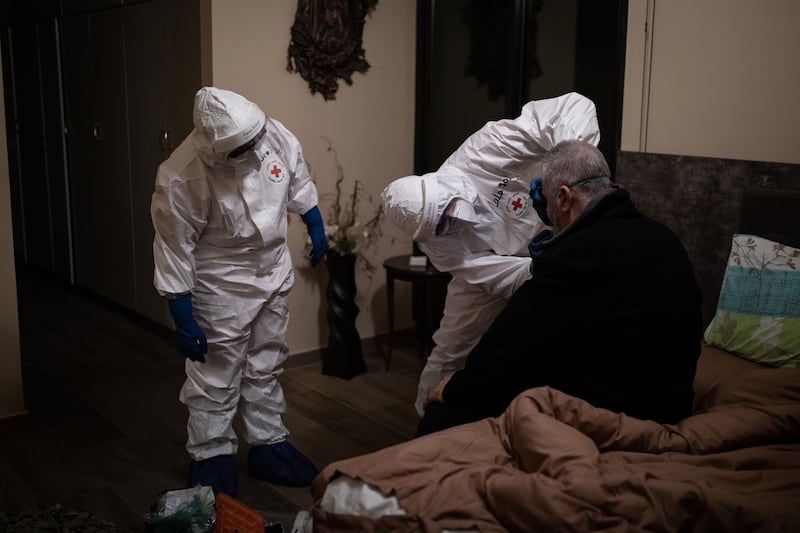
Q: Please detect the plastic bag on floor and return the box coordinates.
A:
[144,485,215,533]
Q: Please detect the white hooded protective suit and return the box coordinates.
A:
[151,87,318,460]
[381,92,600,415]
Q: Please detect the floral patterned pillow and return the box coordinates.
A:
[704,234,800,367]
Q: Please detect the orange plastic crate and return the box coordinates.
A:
[214,493,265,533]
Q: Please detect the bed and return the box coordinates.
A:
[308,188,800,532]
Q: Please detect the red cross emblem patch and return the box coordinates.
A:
[505,192,529,217]
[266,160,286,183]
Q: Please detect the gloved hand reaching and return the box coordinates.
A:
[528,228,553,260]
[167,293,208,362]
[301,206,329,266]
[529,178,552,227]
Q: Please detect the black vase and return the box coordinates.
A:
[322,252,367,379]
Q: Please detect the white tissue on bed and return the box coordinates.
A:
[320,475,406,518]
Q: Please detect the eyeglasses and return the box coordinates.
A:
[227,126,267,159]
[553,175,610,204]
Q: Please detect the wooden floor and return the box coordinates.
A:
[0,267,426,532]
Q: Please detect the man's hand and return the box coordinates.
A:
[529,228,553,259]
[424,375,451,409]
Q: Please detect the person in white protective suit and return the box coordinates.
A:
[151,87,329,497]
[381,92,600,420]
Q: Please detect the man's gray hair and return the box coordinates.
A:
[541,140,612,198]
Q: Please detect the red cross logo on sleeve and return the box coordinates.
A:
[266,160,287,183]
[505,192,529,217]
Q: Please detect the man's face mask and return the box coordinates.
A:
[435,198,479,236]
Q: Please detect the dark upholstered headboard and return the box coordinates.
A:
[738,188,800,247]
[615,151,800,326]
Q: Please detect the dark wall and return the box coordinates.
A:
[575,0,628,177]
[415,0,627,175]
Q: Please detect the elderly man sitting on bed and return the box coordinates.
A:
[418,140,703,436]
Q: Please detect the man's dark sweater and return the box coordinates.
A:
[441,188,703,425]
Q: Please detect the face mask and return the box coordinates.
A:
[435,198,479,236]
[228,149,258,165]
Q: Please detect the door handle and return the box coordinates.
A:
[92,122,104,141]
[160,128,172,152]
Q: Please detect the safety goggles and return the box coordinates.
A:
[553,175,611,204]
[227,126,267,159]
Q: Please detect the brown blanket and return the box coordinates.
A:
[311,348,800,532]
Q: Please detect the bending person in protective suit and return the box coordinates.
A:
[151,87,329,496]
[381,92,600,420]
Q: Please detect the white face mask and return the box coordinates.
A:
[435,198,479,236]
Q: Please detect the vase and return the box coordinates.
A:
[322,252,367,379]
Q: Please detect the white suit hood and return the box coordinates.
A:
[381,173,477,242]
[191,87,267,166]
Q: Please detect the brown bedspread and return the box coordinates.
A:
[311,347,800,532]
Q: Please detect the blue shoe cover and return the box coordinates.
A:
[247,441,319,487]
[188,455,238,497]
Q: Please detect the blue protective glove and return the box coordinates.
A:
[529,178,552,226]
[301,206,329,267]
[528,228,553,259]
[167,293,208,362]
